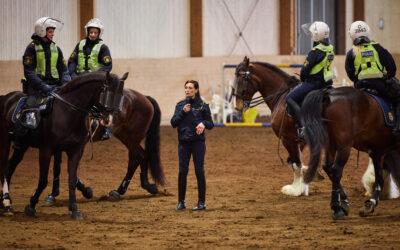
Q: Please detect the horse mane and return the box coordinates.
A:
[253,61,300,84]
[58,71,111,94]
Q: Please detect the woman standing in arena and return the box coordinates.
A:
[170,80,214,211]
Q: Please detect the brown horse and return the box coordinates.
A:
[0,71,125,219]
[301,86,400,220]
[231,56,323,196]
[42,89,165,204]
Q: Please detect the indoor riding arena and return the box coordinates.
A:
[1,0,400,249]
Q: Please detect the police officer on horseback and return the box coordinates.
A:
[286,21,335,141]
[345,21,398,134]
[68,18,113,140]
[16,17,70,150]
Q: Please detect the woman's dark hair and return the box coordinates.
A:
[185,80,201,100]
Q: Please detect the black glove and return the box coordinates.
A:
[40,83,55,93]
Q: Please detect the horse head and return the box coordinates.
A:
[97,72,128,127]
[231,56,257,112]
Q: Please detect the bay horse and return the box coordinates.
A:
[43,89,165,204]
[231,56,324,196]
[0,71,125,219]
[301,86,400,219]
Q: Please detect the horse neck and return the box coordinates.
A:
[252,69,289,111]
[60,80,103,112]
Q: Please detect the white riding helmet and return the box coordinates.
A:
[348,21,370,42]
[85,18,104,38]
[34,17,64,38]
[309,21,330,42]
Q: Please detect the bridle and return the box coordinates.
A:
[50,77,124,118]
[232,63,298,110]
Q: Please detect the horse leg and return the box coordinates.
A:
[0,132,16,215]
[360,152,384,216]
[139,149,158,194]
[281,140,308,196]
[24,148,51,218]
[66,146,84,220]
[330,147,351,220]
[109,149,142,199]
[44,151,62,205]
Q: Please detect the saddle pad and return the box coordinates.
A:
[12,97,27,123]
[366,93,395,127]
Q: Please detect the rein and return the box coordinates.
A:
[248,83,296,108]
[50,92,91,113]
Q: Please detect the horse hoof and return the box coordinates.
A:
[71,210,83,220]
[145,184,158,194]
[44,194,56,205]
[24,205,36,218]
[109,190,121,200]
[340,201,350,216]
[3,206,14,216]
[332,210,346,220]
[359,200,375,217]
[83,187,93,199]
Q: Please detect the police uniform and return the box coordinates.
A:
[23,34,70,93]
[68,37,112,78]
[286,42,335,105]
[345,41,397,97]
[345,40,399,133]
[170,97,214,210]
[285,41,335,140]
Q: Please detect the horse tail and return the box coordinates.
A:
[145,96,166,186]
[301,89,328,184]
[383,149,400,190]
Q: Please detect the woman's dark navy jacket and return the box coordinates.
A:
[170,98,214,141]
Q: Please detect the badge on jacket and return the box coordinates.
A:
[70,51,76,59]
[104,56,111,63]
[24,56,32,64]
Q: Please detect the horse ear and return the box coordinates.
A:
[245,56,249,66]
[121,72,129,81]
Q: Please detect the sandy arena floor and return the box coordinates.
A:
[1,126,400,249]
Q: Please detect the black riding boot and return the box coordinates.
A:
[193,171,206,211]
[393,103,400,136]
[101,127,113,141]
[175,174,187,210]
[286,98,305,141]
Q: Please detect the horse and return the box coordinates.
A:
[301,85,400,220]
[0,71,125,219]
[230,56,324,196]
[42,89,165,204]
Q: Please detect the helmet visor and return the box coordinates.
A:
[301,23,312,36]
[43,18,64,31]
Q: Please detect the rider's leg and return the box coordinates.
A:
[101,127,113,140]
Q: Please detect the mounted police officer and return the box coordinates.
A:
[345,21,399,134]
[286,21,335,141]
[68,18,113,140]
[171,80,214,211]
[16,17,70,150]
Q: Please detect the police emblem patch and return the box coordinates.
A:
[70,51,76,58]
[104,56,111,63]
[24,56,32,64]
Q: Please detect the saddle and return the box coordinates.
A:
[364,91,396,127]
[12,95,54,129]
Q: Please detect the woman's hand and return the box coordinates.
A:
[196,122,205,135]
[183,104,191,113]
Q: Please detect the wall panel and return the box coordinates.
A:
[96,0,190,58]
[203,0,278,56]
[0,0,78,60]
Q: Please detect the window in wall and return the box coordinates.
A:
[297,0,336,55]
